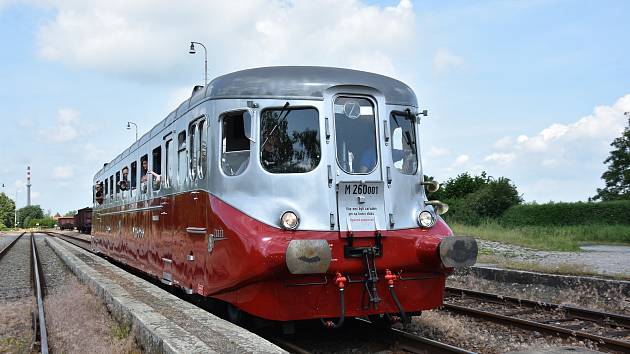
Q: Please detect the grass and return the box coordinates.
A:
[451,221,630,251]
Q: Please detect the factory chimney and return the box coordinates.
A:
[27,166,31,206]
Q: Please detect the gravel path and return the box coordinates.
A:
[0,233,32,300]
[35,234,72,292]
[479,240,630,277]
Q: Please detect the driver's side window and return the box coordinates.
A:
[221,111,250,176]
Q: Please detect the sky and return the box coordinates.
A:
[0,0,628,214]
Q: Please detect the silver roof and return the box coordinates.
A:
[203,66,418,106]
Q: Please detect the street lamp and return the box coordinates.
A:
[189,41,208,86]
[127,121,138,141]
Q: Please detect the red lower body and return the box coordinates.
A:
[92,191,453,321]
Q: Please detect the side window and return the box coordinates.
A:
[104,178,109,200]
[165,139,173,188]
[198,119,207,179]
[140,155,148,194]
[189,122,198,180]
[260,107,320,173]
[221,111,250,176]
[109,175,114,199]
[115,171,121,197]
[120,166,130,197]
[177,131,187,185]
[390,111,418,175]
[152,147,162,191]
[95,181,104,205]
[130,161,137,194]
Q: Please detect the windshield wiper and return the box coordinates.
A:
[261,102,290,150]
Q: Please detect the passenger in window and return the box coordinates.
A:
[118,167,130,191]
[261,133,279,167]
[95,182,104,204]
[141,158,161,192]
[357,148,377,173]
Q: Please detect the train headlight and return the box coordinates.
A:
[417,211,436,228]
[280,211,300,230]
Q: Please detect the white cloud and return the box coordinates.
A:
[487,94,630,164]
[41,108,82,143]
[14,180,25,190]
[493,136,512,150]
[453,154,470,166]
[426,146,451,157]
[484,152,516,164]
[432,48,465,74]
[83,143,110,162]
[52,166,74,180]
[35,0,416,82]
[517,94,629,153]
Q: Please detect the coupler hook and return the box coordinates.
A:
[321,272,347,329]
[385,269,408,324]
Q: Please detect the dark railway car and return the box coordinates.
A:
[75,207,93,234]
[57,216,75,231]
[91,67,477,326]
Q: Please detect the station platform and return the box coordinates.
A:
[45,236,286,354]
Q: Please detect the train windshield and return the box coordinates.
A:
[390,111,418,175]
[260,107,321,173]
[334,97,378,174]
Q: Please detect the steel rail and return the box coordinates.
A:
[442,303,630,353]
[43,231,92,251]
[0,232,26,260]
[445,286,630,329]
[31,233,49,354]
[353,318,477,354]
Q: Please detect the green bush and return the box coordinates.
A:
[439,174,522,225]
[26,218,57,228]
[500,200,630,227]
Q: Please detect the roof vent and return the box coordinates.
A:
[192,85,204,95]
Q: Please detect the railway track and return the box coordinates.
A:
[42,231,91,250]
[444,286,630,353]
[0,232,49,353]
[267,317,476,354]
[31,232,49,354]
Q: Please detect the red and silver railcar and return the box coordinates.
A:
[92,67,477,325]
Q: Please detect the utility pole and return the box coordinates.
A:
[27,166,32,206]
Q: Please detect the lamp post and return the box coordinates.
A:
[127,121,138,141]
[189,41,208,86]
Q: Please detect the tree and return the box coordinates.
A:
[17,205,44,228]
[64,210,77,217]
[592,116,630,201]
[428,172,522,224]
[0,193,15,228]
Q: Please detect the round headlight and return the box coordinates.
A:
[281,211,300,230]
[417,211,436,228]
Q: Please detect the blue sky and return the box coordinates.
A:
[0,0,628,214]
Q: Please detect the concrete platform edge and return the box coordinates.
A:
[45,236,287,354]
[456,266,630,296]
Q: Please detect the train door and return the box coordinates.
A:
[157,134,175,282]
[332,95,387,235]
[182,116,209,295]
[331,94,388,310]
